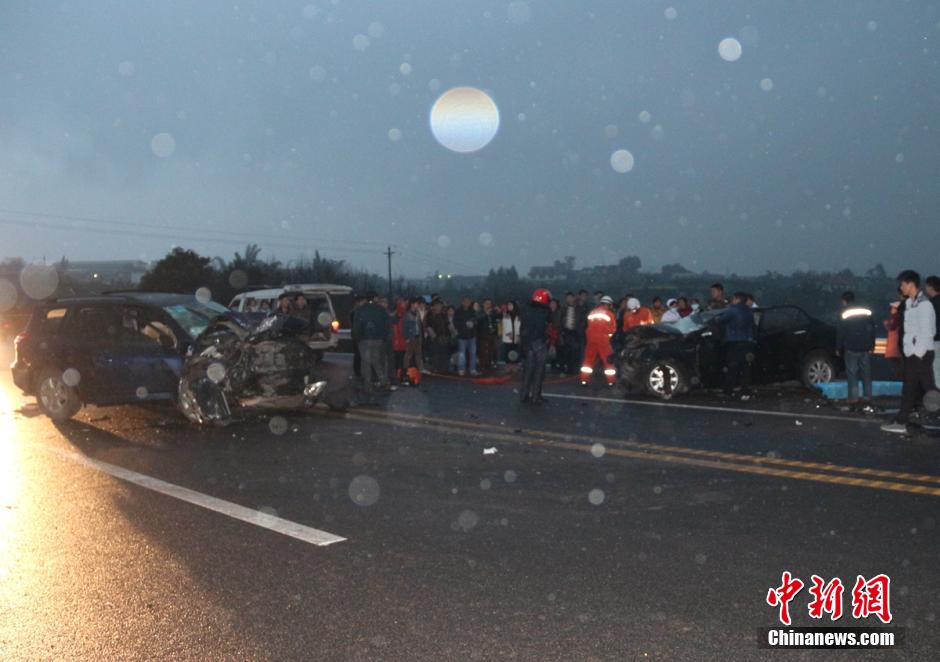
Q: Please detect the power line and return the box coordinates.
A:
[0,206,389,250]
[0,216,482,276]
[0,215,385,258]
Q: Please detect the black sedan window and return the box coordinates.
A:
[759,308,808,335]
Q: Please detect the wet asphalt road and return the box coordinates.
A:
[2,348,940,661]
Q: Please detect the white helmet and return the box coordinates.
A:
[600,295,614,306]
[627,297,640,311]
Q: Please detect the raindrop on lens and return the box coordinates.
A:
[388,127,402,142]
[118,60,135,77]
[135,386,149,399]
[478,232,493,246]
[62,368,81,387]
[588,488,605,505]
[760,78,774,92]
[349,475,380,506]
[718,37,743,62]
[664,7,678,21]
[228,269,248,289]
[590,443,606,458]
[309,65,327,82]
[480,478,492,490]
[207,363,226,383]
[19,264,59,300]
[437,235,451,248]
[367,22,385,38]
[638,110,651,124]
[269,416,289,435]
[151,132,176,158]
[504,469,518,483]
[456,509,479,531]
[352,34,370,51]
[195,287,212,304]
[610,149,635,173]
[399,62,412,75]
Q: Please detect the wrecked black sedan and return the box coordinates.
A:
[179,313,346,425]
[616,306,838,398]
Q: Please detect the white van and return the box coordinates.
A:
[228,284,352,355]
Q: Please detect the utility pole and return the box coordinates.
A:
[385,245,395,302]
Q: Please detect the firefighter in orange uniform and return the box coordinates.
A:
[581,295,617,386]
[621,297,654,332]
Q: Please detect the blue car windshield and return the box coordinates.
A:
[163,301,228,339]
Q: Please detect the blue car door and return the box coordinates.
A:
[61,304,131,403]
[107,305,183,400]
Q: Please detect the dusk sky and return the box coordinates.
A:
[1,1,938,277]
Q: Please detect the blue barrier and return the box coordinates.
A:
[815,380,903,400]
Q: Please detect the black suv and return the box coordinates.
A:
[616,305,839,398]
[12,293,227,421]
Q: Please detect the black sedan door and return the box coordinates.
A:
[755,307,812,382]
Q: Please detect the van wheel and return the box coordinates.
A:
[35,367,81,421]
[801,351,835,388]
[645,360,687,399]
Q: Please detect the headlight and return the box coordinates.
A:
[303,381,328,399]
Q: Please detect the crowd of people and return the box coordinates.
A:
[344,282,762,402]
[263,274,938,428]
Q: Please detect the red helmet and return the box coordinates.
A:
[531,288,552,305]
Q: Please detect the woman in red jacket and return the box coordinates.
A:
[391,299,408,383]
[883,300,902,379]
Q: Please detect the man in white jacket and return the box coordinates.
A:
[882,270,938,434]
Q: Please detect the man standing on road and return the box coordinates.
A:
[453,296,479,376]
[883,271,937,434]
[836,291,876,405]
[477,298,499,373]
[581,295,617,387]
[403,297,425,377]
[715,292,757,398]
[349,295,367,378]
[352,291,391,405]
[560,292,581,375]
[520,288,552,403]
[926,275,940,389]
[425,299,450,373]
[708,283,729,310]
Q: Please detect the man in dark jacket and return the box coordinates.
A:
[927,275,940,389]
[477,298,499,373]
[453,297,479,376]
[424,299,450,373]
[352,291,390,403]
[836,291,877,403]
[519,289,553,403]
[715,292,756,397]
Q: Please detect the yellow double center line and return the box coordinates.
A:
[340,408,940,498]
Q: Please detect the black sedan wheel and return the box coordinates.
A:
[645,361,686,399]
[800,351,835,388]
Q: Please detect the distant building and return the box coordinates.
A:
[63,260,150,285]
[528,256,575,281]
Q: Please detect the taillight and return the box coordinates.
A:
[331,320,340,332]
